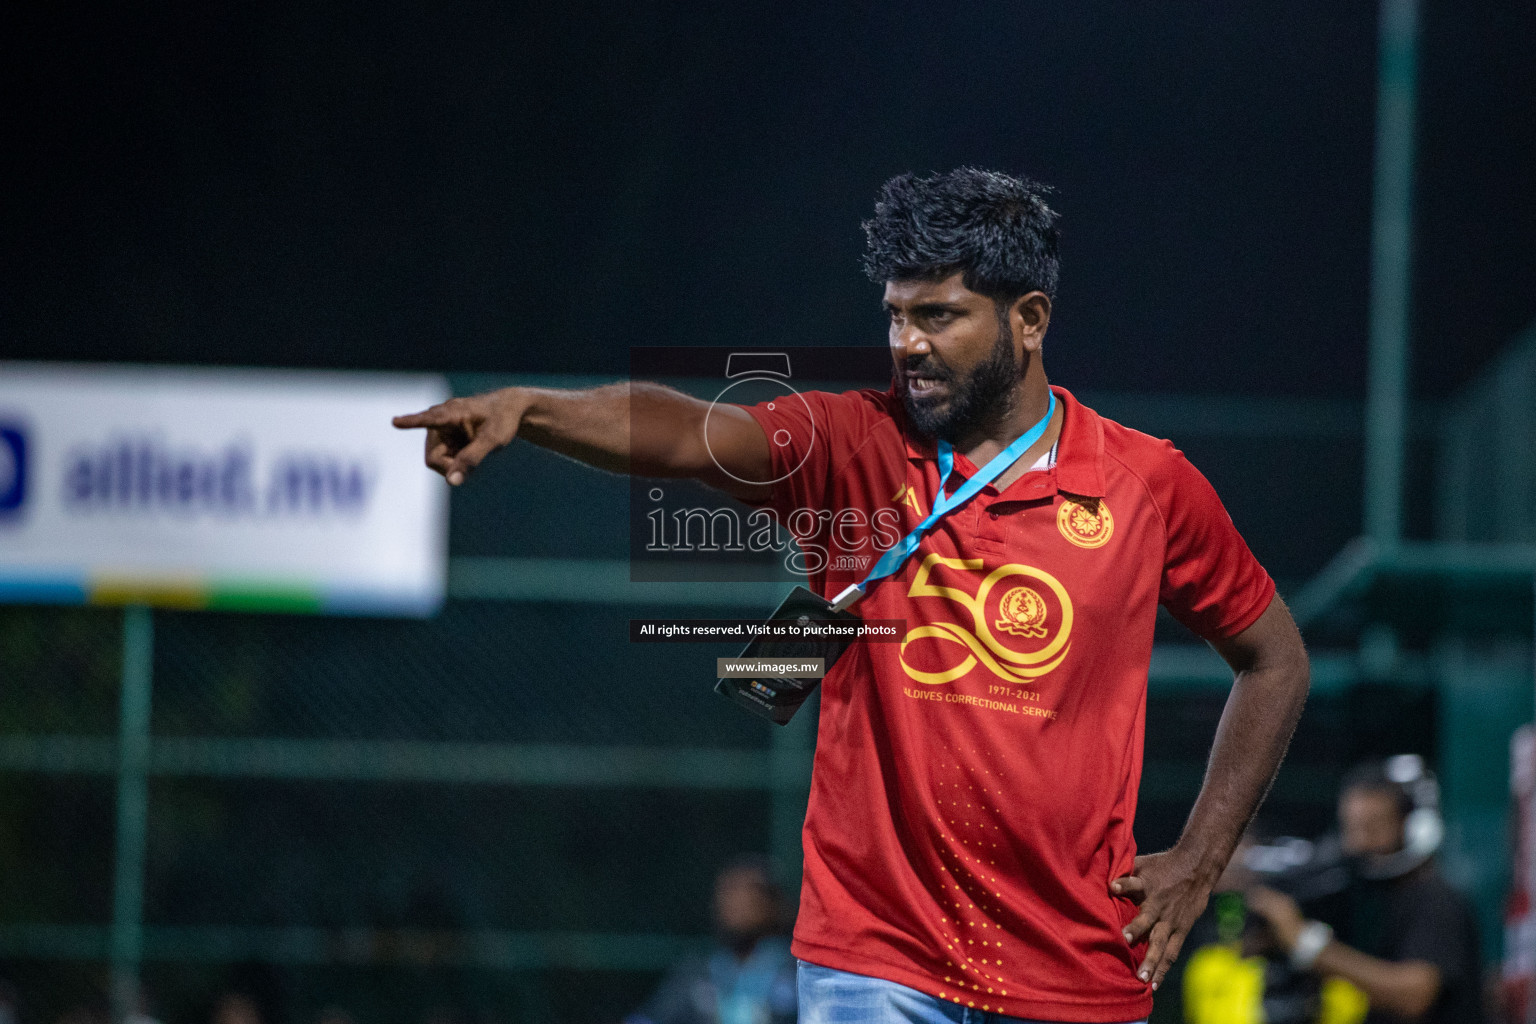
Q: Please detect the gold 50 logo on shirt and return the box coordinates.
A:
[899,553,1073,686]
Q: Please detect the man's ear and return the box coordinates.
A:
[1011,292,1052,353]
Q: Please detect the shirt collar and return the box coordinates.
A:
[900,384,1106,498]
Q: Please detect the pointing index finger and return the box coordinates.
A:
[393,408,449,429]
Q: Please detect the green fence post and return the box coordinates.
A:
[1363,0,1420,545]
[110,605,154,1023]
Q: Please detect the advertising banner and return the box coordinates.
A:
[0,363,448,616]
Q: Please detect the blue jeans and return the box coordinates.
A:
[796,961,1147,1024]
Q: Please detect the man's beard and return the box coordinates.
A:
[897,321,1022,442]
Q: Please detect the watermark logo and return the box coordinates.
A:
[629,345,894,583]
[639,484,902,576]
[703,351,814,487]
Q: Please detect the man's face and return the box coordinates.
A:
[1339,786,1407,858]
[884,273,1019,441]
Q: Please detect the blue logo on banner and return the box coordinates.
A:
[0,424,26,518]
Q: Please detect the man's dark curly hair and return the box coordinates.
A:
[862,167,1061,302]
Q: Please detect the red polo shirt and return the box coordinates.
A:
[742,384,1275,1022]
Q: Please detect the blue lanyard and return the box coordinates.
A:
[829,390,1057,612]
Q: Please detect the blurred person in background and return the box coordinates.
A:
[210,992,264,1024]
[49,992,109,1024]
[1182,825,1355,1024]
[52,982,160,1024]
[1244,757,1482,1024]
[624,856,797,1024]
[205,962,284,1024]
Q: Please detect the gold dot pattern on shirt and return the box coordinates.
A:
[924,751,1034,1009]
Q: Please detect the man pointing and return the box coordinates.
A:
[395,168,1310,1022]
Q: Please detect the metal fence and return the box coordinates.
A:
[1,373,1530,1024]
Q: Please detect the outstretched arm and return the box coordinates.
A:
[392,382,773,501]
[1113,594,1310,989]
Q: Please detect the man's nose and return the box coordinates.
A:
[892,326,931,359]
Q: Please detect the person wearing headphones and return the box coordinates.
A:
[1245,757,1483,1024]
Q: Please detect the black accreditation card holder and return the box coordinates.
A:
[712,387,1061,725]
[714,586,861,725]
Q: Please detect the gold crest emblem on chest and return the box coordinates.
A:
[996,586,1049,638]
[1057,495,1113,549]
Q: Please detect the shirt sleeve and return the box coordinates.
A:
[1155,446,1276,639]
[739,388,891,517]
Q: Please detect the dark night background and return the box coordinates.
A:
[5,1,1534,396]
